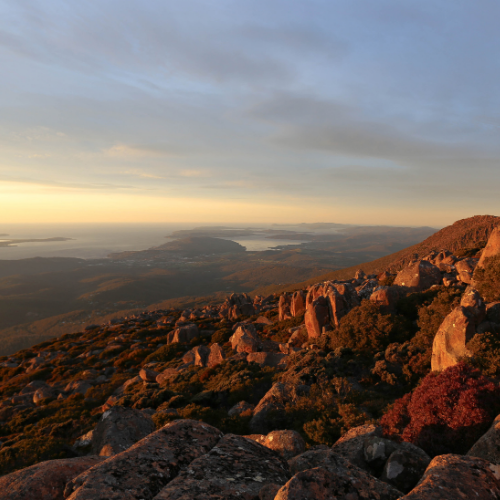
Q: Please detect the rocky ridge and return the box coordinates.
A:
[1,217,500,497]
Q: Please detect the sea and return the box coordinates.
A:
[0,223,325,260]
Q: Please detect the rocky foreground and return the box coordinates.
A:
[1,220,500,498]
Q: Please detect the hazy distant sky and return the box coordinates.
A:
[1,1,500,225]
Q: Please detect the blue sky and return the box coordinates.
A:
[1,0,500,225]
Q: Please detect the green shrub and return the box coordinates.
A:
[474,255,500,302]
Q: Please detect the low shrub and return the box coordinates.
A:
[381,362,500,456]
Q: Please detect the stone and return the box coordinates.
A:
[478,225,500,267]
[431,306,476,371]
[167,324,199,344]
[468,413,500,464]
[207,343,225,368]
[153,434,290,500]
[394,260,442,291]
[90,405,155,457]
[370,286,401,313]
[275,453,401,500]
[230,324,262,353]
[33,386,58,404]
[290,291,306,317]
[326,288,348,327]
[247,352,286,368]
[259,483,281,500]
[304,296,330,339]
[331,424,383,471]
[363,436,399,473]
[401,454,500,499]
[279,294,292,321]
[65,419,222,500]
[262,430,305,460]
[250,382,309,434]
[455,258,477,284]
[0,457,104,500]
[460,287,486,323]
[381,446,431,494]
[227,401,255,417]
[139,368,159,383]
[192,345,210,367]
[156,368,178,385]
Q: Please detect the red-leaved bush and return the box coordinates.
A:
[381,362,500,456]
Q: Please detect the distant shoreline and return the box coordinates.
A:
[0,237,74,248]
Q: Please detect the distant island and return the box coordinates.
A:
[0,237,73,248]
[155,236,246,256]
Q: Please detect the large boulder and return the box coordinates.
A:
[370,286,401,314]
[0,457,104,500]
[290,290,306,317]
[401,454,500,499]
[275,452,401,500]
[279,294,292,321]
[394,260,442,291]
[431,306,476,371]
[257,430,306,460]
[250,382,309,434]
[326,288,349,327]
[207,343,226,368]
[65,420,222,500]
[91,405,155,457]
[380,445,431,493]
[304,296,330,339]
[331,424,383,471]
[468,413,500,464]
[153,434,290,499]
[230,324,262,354]
[478,225,500,268]
[455,258,477,284]
[167,324,199,344]
[460,287,486,323]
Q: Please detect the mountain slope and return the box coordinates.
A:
[253,215,500,296]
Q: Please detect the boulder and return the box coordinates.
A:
[65,419,222,500]
[247,352,286,368]
[90,405,155,457]
[478,225,500,267]
[167,324,199,344]
[228,401,255,417]
[153,434,290,499]
[370,286,400,313]
[468,413,500,464]
[33,386,58,404]
[380,446,431,494]
[290,290,306,317]
[259,483,281,500]
[139,368,159,383]
[394,260,442,291]
[326,288,348,327]
[192,345,210,367]
[230,324,262,354]
[156,368,178,385]
[250,382,309,434]
[401,454,500,499]
[304,296,330,339]
[207,343,226,368]
[363,436,399,473]
[431,306,476,371]
[0,456,104,500]
[331,424,382,471]
[275,453,401,500]
[279,294,292,321]
[455,258,477,284]
[261,430,305,460]
[460,287,486,323]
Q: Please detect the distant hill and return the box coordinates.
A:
[253,215,500,296]
[156,237,246,255]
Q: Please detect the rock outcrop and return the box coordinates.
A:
[393,260,442,291]
[401,454,500,499]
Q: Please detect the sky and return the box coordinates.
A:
[1,0,500,226]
